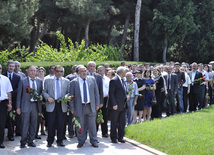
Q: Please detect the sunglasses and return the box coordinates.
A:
[56,70,63,73]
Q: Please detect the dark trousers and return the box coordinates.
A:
[183,87,188,113]
[199,85,206,109]
[109,108,126,141]
[63,111,74,137]
[189,86,201,112]
[0,100,8,143]
[47,102,66,144]
[208,84,213,105]
[97,97,108,135]
[151,91,161,118]
[166,89,176,116]
[6,113,14,138]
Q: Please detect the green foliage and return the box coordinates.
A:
[26,31,122,62]
[125,105,214,155]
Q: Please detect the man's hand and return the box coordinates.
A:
[48,97,54,103]
[113,105,118,110]
[96,106,99,110]
[100,104,103,108]
[187,89,190,94]
[127,94,130,101]
[40,95,43,101]
[16,108,21,115]
[174,91,177,95]
[7,103,12,112]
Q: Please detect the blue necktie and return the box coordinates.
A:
[56,78,61,99]
[31,79,36,100]
[83,79,87,103]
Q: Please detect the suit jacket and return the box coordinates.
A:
[188,71,203,93]
[3,72,20,107]
[67,74,78,81]
[16,77,43,113]
[164,73,178,93]
[43,76,70,113]
[88,72,104,105]
[107,75,127,111]
[69,76,100,117]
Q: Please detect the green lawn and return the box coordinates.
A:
[125,105,214,155]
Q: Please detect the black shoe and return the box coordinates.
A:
[63,137,67,140]
[8,137,14,141]
[77,143,83,148]
[111,140,118,143]
[47,143,52,147]
[28,142,36,147]
[57,142,65,147]
[102,134,108,137]
[118,139,125,143]
[0,143,5,148]
[20,143,25,148]
[16,133,21,136]
[35,135,42,139]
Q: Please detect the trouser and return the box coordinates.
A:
[126,97,135,125]
[183,87,188,112]
[20,102,38,144]
[176,87,184,113]
[166,89,176,116]
[47,102,66,144]
[0,100,8,143]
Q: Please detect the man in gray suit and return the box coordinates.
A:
[16,65,43,148]
[164,66,178,116]
[43,65,70,147]
[70,66,100,148]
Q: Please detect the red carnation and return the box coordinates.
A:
[142,95,144,97]
[99,121,102,125]
[204,74,205,76]
[5,101,9,106]
[26,88,30,93]
[151,84,154,87]
[129,81,133,84]
[78,128,82,134]
[27,85,30,88]
[40,115,43,118]
[202,77,205,82]
[156,81,159,84]
[30,88,33,90]
[70,96,75,101]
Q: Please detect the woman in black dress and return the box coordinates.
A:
[133,70,146,123]
[151,67,166,119]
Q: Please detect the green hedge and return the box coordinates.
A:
[16,61,157,76]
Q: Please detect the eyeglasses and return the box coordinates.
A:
[56,70,63,73]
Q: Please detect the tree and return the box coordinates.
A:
[134,0,142,61]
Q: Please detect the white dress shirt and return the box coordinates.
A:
[191,71,196,85]
[7,71,14,80]
[79,77,90,103]
[0,75,13,100]
[183,72,191,87]
[102,75,110,97]
[54,76,62,100]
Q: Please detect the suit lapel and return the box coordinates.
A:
[61,78,65,96]
[77,78,82,101]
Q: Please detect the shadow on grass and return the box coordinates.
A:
[197,105,214,113]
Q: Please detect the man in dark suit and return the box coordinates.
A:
[3,61,21,140]
[164,66,178,116]
[43,65,70,147]
[16,65,43,148]
[188,62,203,112]
[108,66,129,143]
[70,66,100,148]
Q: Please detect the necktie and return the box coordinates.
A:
[56,78,61,99]
[9,74,12,81]
[31,79,36,90]
[83,79,87,103]
[168,75,171,89]
[31,79,36,101]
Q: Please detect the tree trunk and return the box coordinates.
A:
[134,0,142,61]
[77,26,82,43]
[85,20,90,48]
[121,13,130,58]
[163,34,168,63]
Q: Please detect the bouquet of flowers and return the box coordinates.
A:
[97,109,104,125]
[138,94,144,98]
[146,84,153,91]
[178,82,183,89]
[38,113,45,122]
[26,85,41,101]
[72,117,82,134]
[57,95,75,103]
[127,81,134,96]
[193,77,205,85]
[9,110,16,121]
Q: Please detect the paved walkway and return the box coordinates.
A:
[0,130,166,155]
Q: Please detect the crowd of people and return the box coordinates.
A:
[0,60,213,150]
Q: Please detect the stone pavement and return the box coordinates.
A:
[0,130,166,155]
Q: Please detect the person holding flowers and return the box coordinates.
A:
[43,65,70,147]
[70,66,100,148]
[125,72,139,125]
[16,65,43,148]
[133,70,146,123]
[143,70,156,121]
